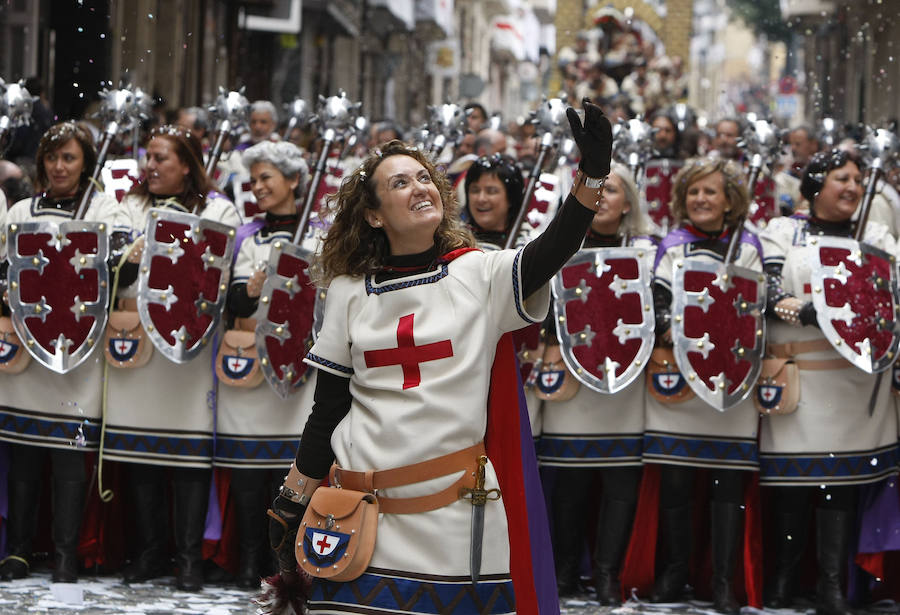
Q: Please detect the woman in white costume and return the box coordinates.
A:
[538,163,655,603]
[646,158,762,613]
[0,122,130,582]
[758,150,898,615]
[217,140,316,587]
[264,100,612,615]
[105,125,241,590]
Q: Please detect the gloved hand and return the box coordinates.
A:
[267,494,306,574]
[565,98,613,179]
[799,301,819,328]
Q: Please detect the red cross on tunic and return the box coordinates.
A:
[364,314,453,389]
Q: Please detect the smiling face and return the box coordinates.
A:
[590,171,631,234]
[366,154,444,255]
[467,172,509,232]
[814,161,863,222]
[43,138,85,198]
[250,161,298,216]
[685,171,729,232]
[146,136,190,196]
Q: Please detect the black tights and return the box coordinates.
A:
[8,443,86,483]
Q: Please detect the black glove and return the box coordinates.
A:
[267,494,306,573]
[799,301,819,328]
[566,98,613,179]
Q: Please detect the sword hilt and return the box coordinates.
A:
[459,455,500,506]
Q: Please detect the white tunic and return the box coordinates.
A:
[643,233,762,471]
[537,237,656,469]
[757,216,900,486]
[303,248,549,613]
[215,224,316,469]
[103,192,240,468]
[0,192,127,451]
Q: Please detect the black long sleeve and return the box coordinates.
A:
[227,283,259,318]
[294,370,350,479]
[520,194,595,299]
[653,282,672,339]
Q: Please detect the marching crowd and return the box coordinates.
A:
[0,41,900,615]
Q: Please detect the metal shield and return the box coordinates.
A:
[551,247,655,393]
[230,172,261,222]
[254,241,320,399]
[808,236,900,373]
[512,322,543,388]
[100,159,140,202]
[6,220,109,373]
[671,260,765,410]
[748,175,777,227]
[137,208,235,363]
[642,158,683,229]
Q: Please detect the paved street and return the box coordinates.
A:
[0,570,898,615]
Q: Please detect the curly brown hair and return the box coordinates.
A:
[35,121,97,197]
[315,140,475,284]
[670,157,750,229]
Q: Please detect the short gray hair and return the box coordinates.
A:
[243,141,309,187]
[251,100,278,123]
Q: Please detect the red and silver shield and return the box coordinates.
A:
[809,236,900,373]
[100,159,140,202]
[137,208,235,363]
[512,323,543,387]
[6,220,109,373]
[671,260,765,410]
[254,241,320,399]
[643,158,683,229]
[551,247,655,393]
[231,172,262,222]
[748,175,777,227]
[521,172,562,240]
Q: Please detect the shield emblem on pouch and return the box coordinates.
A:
[222,355,254,379]
[6,220,109,373]
[756,384,783,410]
[108,337,138,362]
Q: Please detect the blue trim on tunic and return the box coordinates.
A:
[101,427,213,460]
[306,352,353,374]
[537,434,643,466]
[213,435,298,463]
[643,432,759,469]
[759,444,900,484]
[364,263,450,296]
[511,249,537,323]
[0,409,100,448]
[308,567,516,614]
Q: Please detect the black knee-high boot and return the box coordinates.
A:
[710,502,742,614]
[815,508,853,615]
[593,498,637,605]
[51,479,87,582]
[0,479,41,580]
[651,465,694,603]
[765,494,809,608]
[173,471,210,591]
[552,468,592,596]
[123,465,170,583]
[231,468,268,589]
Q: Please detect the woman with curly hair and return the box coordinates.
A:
[264,101,612,614]
[645,157,763,613]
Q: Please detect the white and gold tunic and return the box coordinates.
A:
[102,192,241,468]
[758,215,899,486]
[643,232,762,471]
[0,192,128,450]
[303,248,549,614]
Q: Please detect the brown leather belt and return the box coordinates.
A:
[330,442,485,514]
[767,339,851,370]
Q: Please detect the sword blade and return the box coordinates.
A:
[470,501,484,584]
